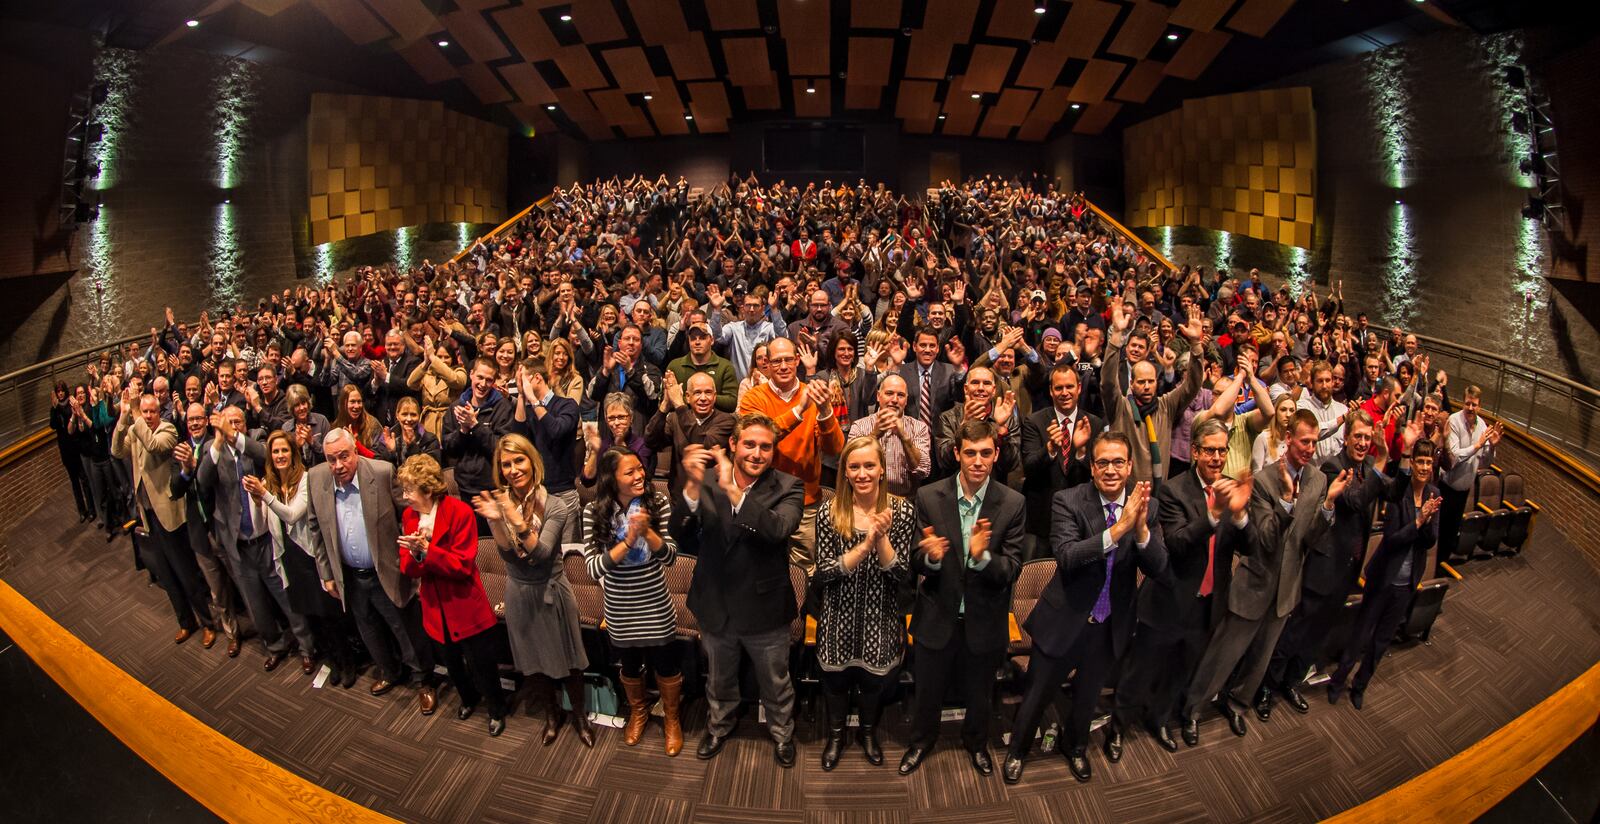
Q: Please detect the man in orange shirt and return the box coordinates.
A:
[737,336,844,573]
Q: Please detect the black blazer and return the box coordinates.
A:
[1305,452,1388,597]
[1146,470,1246,633]
[679,469,805,636]
[897,361,962,425]
[1032,483,1168,660]
[908,475,1025,654]
[169,434,217,556]
[1019,406,1102,537]
[375,353,420,424]
[1361,477,1439,594]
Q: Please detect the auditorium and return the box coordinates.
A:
[2,1,1598,822]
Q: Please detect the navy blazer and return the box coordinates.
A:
[1031,483,1168,660]
[909,475,1026,654]
[1145,469,1246,633]
[678,469,805,636]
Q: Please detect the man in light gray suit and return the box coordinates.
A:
[196,405,313,673]
[1182,408,1350,741]
[306,428,438,714]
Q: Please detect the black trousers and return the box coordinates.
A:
[61,448,93,516]
[618,643,680,678]
[1008,620,1114,757]
[1332,584,1414,692]
[342,566,432,684]
[436,621,506,719]
[1116,616,1210,730]
[908,621,1005,752]
[1265,579,1352,692]
[1438,484,1470,560]
[139,510,214,633]
[82,456,121,531]
[819,666,898,728]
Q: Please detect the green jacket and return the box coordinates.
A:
[666,354,739,412]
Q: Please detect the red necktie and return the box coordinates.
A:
[1199,485,1216,597]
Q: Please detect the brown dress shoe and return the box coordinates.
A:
[370,678,396,696]
[264,651,287,672]
[419,685,438,716]
[226,637,242,658]
[201,628,217,649]
[300,656,316,676]
[174,628,193,645]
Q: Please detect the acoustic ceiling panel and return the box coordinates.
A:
[1058,0,1120,59]
[498,62,557,106]
[664,32,717,80]
[705,0,760,31]
[1226,0,1297,37]
[1067,58,1126,104]
[846,37,894,109]
[627,0,690,45]
[554,44,607,90]
[1016,86,1071,141]
[921,0,981,42]
[602,46,659,93]
[986,0,1043,41]
[1165,29,1232,80]
[645,81,691,136]
[960,45,1017,95]
[364,0,435,44]
[793,79,832,117]
[852,0,903,30]
[779,0,831,77]
[394,36,456,84]
[1015,38,1070,89]
[1113,59,1167,104]
[1170,0,1237,32]
[491,5,559,60]
[440,10,509,64]
[904,32,954,79]
[572,0,627,44]
[894,79,939,121]
[1073,100,1122,134]
[721,36,774,86]
[457,62,513,105]
[306,0,389,45]
[1107,2,1171,60]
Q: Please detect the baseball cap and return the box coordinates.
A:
[687,322,712,337]
[1030,289,1047,302]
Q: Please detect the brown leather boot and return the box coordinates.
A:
[619,674,650,746]
[658,673,685,757]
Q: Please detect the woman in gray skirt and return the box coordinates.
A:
[473,434,594,748]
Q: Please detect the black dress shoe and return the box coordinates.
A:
[1327,683,1345,705]
[458,702,478,721]
[1181,717,1200,746]
[774,739,796,768]
[820,727,845,771]
[697,732,727,760]
[859,725,883,765]
[487,716,505,737]
[1102,727,1124,763]
[1252,687,1274,722]
[1214,699,1248,737]
[1152,725,1178,753]
[969,748,994,776]
[898,745,929,776]
[1002,755,1025,784]
[1282,685,1310,714]
[340,668,359,689]
[1350,688,1365,710]
[1066,747,1092,782]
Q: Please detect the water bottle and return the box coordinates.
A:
[1040,723,1058,754]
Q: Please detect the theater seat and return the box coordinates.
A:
[563,549,605,630]
[1457,510,1488,564]
[1008,559,1055,664]
[1473,473,1508,558]
[1498,472,1539,553]
[663,555,699,641]
[1403,579,1451,643]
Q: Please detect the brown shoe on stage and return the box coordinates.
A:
[370,679,397,696]
[226,637,241,658]
[300,656,316,676]
[174,628,193,645]
[201,628,217,649]
[419,685,438,716]
[658,674,685,757]
[619,674,649,746]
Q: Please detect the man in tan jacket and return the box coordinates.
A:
[112,388,216,645]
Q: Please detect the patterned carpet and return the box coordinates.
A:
[4,480,1599,824]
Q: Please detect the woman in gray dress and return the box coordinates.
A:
[473,434,593,748]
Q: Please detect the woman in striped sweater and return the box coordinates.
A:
[581,446,686,755]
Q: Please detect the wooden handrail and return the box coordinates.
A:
[447,195,552,265]
[0,579,400,824]
[1326,660,1600,823]
[1079,196,1178,274]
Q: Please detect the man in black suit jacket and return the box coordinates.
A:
[677,413,806,767]
[1117,418,1250,753]
[372,329,420,426]
[1262,409,1391,719]
[1019,363,1102,541]
[898,419,1025,778]
[1003,432,1168,784]
[168,402,238,653]
[897,327,963,474]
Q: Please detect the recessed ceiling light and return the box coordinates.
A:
[560,14,572,22]
[437,40,449,47]
[1034,5,1047,13]
[1394,199,1402,204]
[938,114,946,120]
[1070,103,1081,110]
[643,94,653,101]
[1166,32,1180,41]
[806,86,816,94]
[546,104,556,110]
[186,19,199,27]
[685,114,694,120]
[970,93,981,99]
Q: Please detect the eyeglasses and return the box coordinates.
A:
[1195,446,1228,457]
[1092,458,1130,470]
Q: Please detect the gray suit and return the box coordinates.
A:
[1184,459,1332,715]
[306,456,429,684]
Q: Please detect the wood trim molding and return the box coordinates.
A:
[447,195,552,264]
[0,580,399,824]
[0,429,52,472]
[1081,195,1177,272]
[1326,661,1600,823]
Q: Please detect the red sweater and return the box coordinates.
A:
[398,495,496,643]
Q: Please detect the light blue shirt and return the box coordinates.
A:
[333,474,374,570]
[710,312,788,380]
[922,476,993,614]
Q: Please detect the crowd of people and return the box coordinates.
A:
[45,172,1505,782]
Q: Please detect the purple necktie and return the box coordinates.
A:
[1092,502,1119,622]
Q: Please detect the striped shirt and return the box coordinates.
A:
[582,491,678,647]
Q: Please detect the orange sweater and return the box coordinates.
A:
[737,382,846,506]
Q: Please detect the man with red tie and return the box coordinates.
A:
[1117,418,1250,752]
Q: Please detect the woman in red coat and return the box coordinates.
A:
[396,454,506,736]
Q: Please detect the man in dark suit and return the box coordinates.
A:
[196,405,315,673]
[1261,408,1392,719]
[678,413,806,767]
[1118,417,1250,753]
[372,329,420,426]
[169,402,240,655]
[511,356,583,541]
[1182,409,1349,740]
[898,418,1025,778]
[897,327,963,476]
[1003,432,1168,784]
[1019,363,1102,542]
[308,428,438,714]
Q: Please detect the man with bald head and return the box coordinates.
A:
[647,369,735,512]
[1101,296,1205,484]
[322,329,378,401]
[846,372,931,496]
[373,328,420,425]
[936,365,1021,483]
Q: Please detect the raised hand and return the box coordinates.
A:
[992,390,1016,426]
[173,441,196,472]
[1110,298,1130,334]
[797,342,818,374]
[919,525,949,565]
[969,517,992,561]
[241,474,267,501]
[662,370,684,410]
[1327,468,1353,502]
[680,444,710,488]
[804,379,832,411]
[1418,494,1442,525]
[1179,305,1205,343]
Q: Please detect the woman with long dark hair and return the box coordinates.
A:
[330,383,382,454]
[53,380,95,522]
[581,446,683,755]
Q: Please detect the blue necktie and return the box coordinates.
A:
[237,451,254,536]
[1092,502,1119,622]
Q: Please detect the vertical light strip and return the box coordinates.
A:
[1364,46,1414,190]
[1158,225,1174,260]
[207,201,243,310]
[1478,32,1535,188]
[313,242,336,286]
[1286,245,1312,299]
[457,222,474,254]
[393,226,416,272]
[83,206,122,334]
[1213,230,1232,276]
[88,50,135,192]
[1381,201,1418,328]
[211,58,257,190]
[1504,214,1546,350]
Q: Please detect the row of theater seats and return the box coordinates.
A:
[1461,467,1540,560]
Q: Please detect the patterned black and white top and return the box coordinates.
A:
[813,494,914,675]
[582,490,678,647]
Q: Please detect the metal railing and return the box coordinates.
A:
[1416,333,1600,472]
[0,332,151,451]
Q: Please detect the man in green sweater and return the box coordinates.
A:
[667,321,738,412]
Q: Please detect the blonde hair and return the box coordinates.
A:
[830,435,892,538]
[493,433,547,522]
[396,453,448,498]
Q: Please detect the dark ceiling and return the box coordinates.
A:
[0,0,1556,143]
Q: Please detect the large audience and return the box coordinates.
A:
[46,172,1504,781]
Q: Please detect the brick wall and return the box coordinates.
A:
[0,444,68,575]
[1490,437,1600,567]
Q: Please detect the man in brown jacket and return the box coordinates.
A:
[1100,297,1205,485]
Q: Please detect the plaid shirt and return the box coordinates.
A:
[847,414,931,496]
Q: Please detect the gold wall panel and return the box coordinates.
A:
[1123,87,1315,249]
[306,93,506,245]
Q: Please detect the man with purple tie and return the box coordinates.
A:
[1002,431,1168,784]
